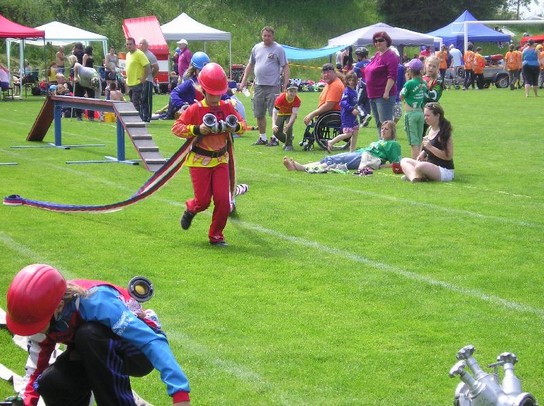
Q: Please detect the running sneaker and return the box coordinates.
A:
[267,138,279,147]
[180,210,195,230]
[361,114,372,128]
[210,240,228,247]
[253,138,268,145]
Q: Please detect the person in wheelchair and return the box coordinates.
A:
[299,64,345,151]
[284,120,401,175]
[303,63,344,126]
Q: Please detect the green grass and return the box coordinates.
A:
[1,87,543,405]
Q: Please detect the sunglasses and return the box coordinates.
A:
[374,38,386,43]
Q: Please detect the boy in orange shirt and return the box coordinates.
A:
[505,44,521,90]
[463,43,475,90]
[436,44,449,82]
[272,84,301,151]
[473,47,486,89]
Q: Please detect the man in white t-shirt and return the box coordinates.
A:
[449,44,463,68]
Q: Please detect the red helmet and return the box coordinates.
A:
[6,264,67,336]
[198,62,228,95]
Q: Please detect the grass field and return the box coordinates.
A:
[0,86,543,405]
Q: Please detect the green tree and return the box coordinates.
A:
[507,0,540,18]
[376,0,511,32]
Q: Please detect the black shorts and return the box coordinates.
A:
[105,70,117,81]
[522,65,539,86]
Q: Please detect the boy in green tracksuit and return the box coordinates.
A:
[400,58,428,159]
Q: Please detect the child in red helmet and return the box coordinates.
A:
[172,63,245,246]
[5,264,191,406]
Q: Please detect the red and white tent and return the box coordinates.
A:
[0,14,45,39]
[0,14,45,92]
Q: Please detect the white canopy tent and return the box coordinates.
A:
[329,22,437,47]
[160,13,232,75]
[14,21,108,58]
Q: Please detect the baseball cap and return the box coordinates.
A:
[287,84,298,90]
[177,39,188,45]
[406,58,424,72]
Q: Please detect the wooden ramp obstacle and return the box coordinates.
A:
[26,96,167,172]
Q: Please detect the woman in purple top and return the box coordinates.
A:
[364,31,400,136]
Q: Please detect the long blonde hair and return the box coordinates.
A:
[67,54,78,67]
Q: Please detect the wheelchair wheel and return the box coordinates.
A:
[313,111,349,151]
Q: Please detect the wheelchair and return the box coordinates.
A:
[299,111,350,151]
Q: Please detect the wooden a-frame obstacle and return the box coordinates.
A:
[22,96,166,172]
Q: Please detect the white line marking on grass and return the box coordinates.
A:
[253,172,543,229]
[233,221,544,320]
[0,232,46,260]
[0,232,76,279]
[461,184,532,199]
[167,330,296,405]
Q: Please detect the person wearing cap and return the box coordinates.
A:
[353,46,372,127]
[522,39,540,97]
[303,63,344,126]
[5,264,191,406]
[353,47,371,79]
[448,44,463,70]
[155,52,210,120]
[177,39,192,81]
[172,63,246,247]
[238,26,289,146]
[400,58,428,158]
[272,84,301,151]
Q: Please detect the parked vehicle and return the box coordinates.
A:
[482,54,509,88]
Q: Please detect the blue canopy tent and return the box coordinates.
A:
[427,10,512,50]
[280,44,346,60]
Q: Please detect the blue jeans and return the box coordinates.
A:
[369,97,395,137]
[321,152,362,170]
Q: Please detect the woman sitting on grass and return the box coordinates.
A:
[283,120,401,175]
[400,102,454,182]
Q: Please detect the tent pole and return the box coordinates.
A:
[19,40,24,96]
[229,40,232,79]
[6,40,11,85]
